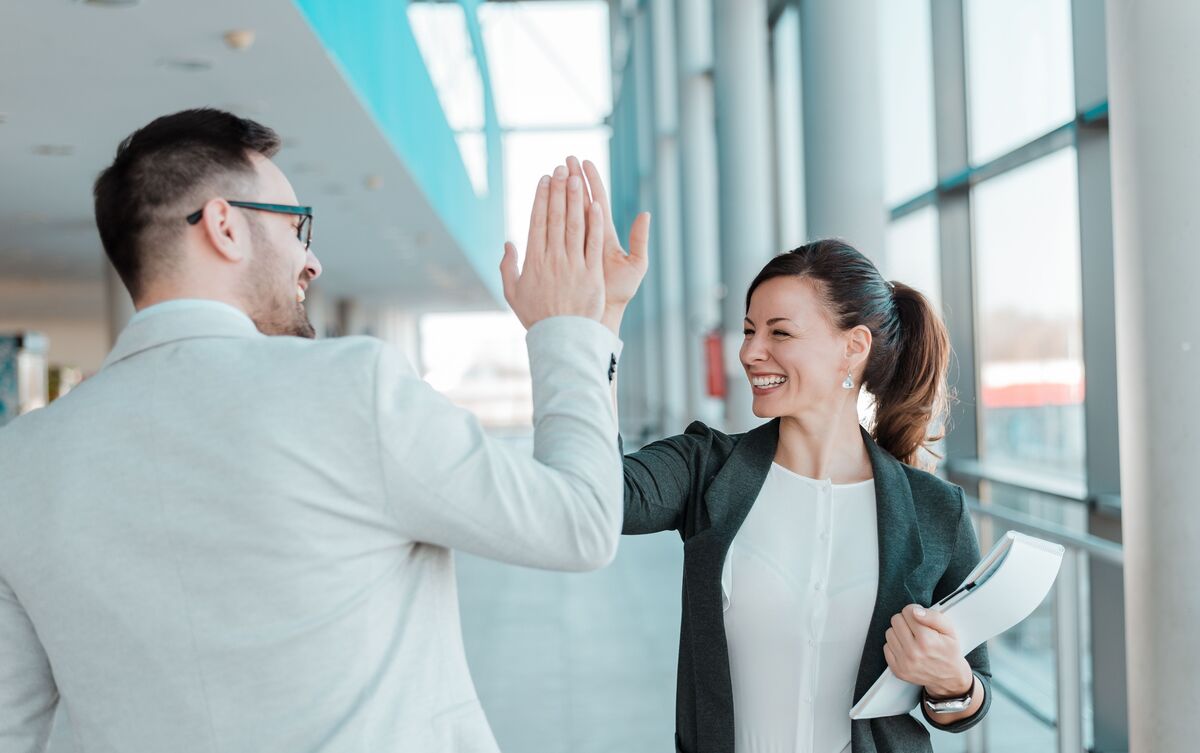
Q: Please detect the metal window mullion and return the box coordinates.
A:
[930,3,984,750]
[930,0,978,475]
[1070,1,1128,751]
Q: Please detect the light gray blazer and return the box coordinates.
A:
[0,302,624,753]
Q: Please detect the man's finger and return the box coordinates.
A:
[565,174,585,262]
[525,175,550,263]
[584,201,603,270]
[566,155,593,207]
[547,165,568,256]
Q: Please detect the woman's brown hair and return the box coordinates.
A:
[745,239,952,468]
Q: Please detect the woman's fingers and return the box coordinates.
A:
[582,159,618,241]
[628,211,652,265]
[907,603,954,636]
[500,242,519,308]
[889,612,916,653]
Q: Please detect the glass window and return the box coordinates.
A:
[884,205,941,313]
[879,0,937,205]
[408,3,489,195]
[478,2,612,129]
[965,0,1075,164]
[882,206,943,466]
[972,148,1085,479]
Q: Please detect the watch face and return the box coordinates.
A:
[928,699,970,712]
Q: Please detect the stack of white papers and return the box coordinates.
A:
[849,530,1065,720]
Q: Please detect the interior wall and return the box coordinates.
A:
[0,277,109,374]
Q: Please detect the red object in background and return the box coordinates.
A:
[705,330,726,399]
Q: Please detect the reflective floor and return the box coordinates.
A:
[458,501,1060,753]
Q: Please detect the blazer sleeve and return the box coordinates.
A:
[922,486,993,733]
[0,575,57,752]
[373,317,625,572]
[621,421,717,536]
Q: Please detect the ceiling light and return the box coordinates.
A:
[32,145,74,157]
[224,29,256,50]
[81,0,141,7]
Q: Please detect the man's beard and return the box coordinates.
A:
[243,222,317,339]
[255,296,316,339]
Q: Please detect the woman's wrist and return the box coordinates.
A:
[924,661,975,699]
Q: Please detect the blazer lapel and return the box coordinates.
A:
[853,427,925,702]
[685,418,778,748]
[701,418,779,533]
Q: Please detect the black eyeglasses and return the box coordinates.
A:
[186,201,314,251]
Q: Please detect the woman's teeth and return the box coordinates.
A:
[750,375,787,388]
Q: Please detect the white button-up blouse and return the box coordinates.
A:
[721,462,880,753]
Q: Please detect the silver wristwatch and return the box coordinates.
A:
[922,678,975,714]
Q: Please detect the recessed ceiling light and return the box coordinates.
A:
[80,0,141,7]
[224,29,256,51]
[158,58,213,72]
[32,145,74,157]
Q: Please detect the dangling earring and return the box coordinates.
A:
[842,369,854,390]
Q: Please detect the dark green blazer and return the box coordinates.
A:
[621,418,992,753]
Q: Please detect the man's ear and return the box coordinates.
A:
[199,198,247,263]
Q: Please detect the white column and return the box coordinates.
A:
[800,0,886,265]
[104,260,134,346]
[1107,2,1200,750]
[631,5,664,435]
[713,0,775,432]
[676,0,724,429]
[649,0,688,436]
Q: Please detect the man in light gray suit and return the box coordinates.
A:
[0,108,648,752]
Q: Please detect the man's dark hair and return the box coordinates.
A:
[93,108,281,299]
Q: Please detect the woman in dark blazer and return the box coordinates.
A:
[609,238,991,753]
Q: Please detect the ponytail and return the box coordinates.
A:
[869,282,951,469]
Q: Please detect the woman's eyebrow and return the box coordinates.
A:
[742,317,798,326]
